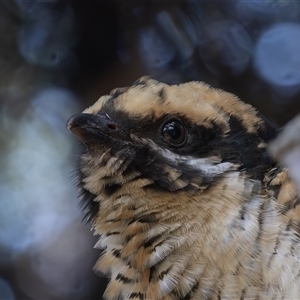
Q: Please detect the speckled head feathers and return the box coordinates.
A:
[69,76,277,182]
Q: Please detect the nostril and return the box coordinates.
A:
[107,123,117,130]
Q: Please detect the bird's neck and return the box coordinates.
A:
[91,173,268,299]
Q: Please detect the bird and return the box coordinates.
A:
[67,76,299,300]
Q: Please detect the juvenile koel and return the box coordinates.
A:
[67,77,299,300]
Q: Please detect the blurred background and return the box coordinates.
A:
[0,1,300,299]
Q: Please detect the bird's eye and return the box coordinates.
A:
[161,120,186,146]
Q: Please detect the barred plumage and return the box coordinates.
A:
[67,77,299,300]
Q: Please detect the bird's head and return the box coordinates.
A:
[68,77,276,206]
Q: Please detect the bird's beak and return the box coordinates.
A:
[67,113,129,145]
[67,113,95,134]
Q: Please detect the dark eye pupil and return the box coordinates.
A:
[165,122,181,139]
[162,120,186,146]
